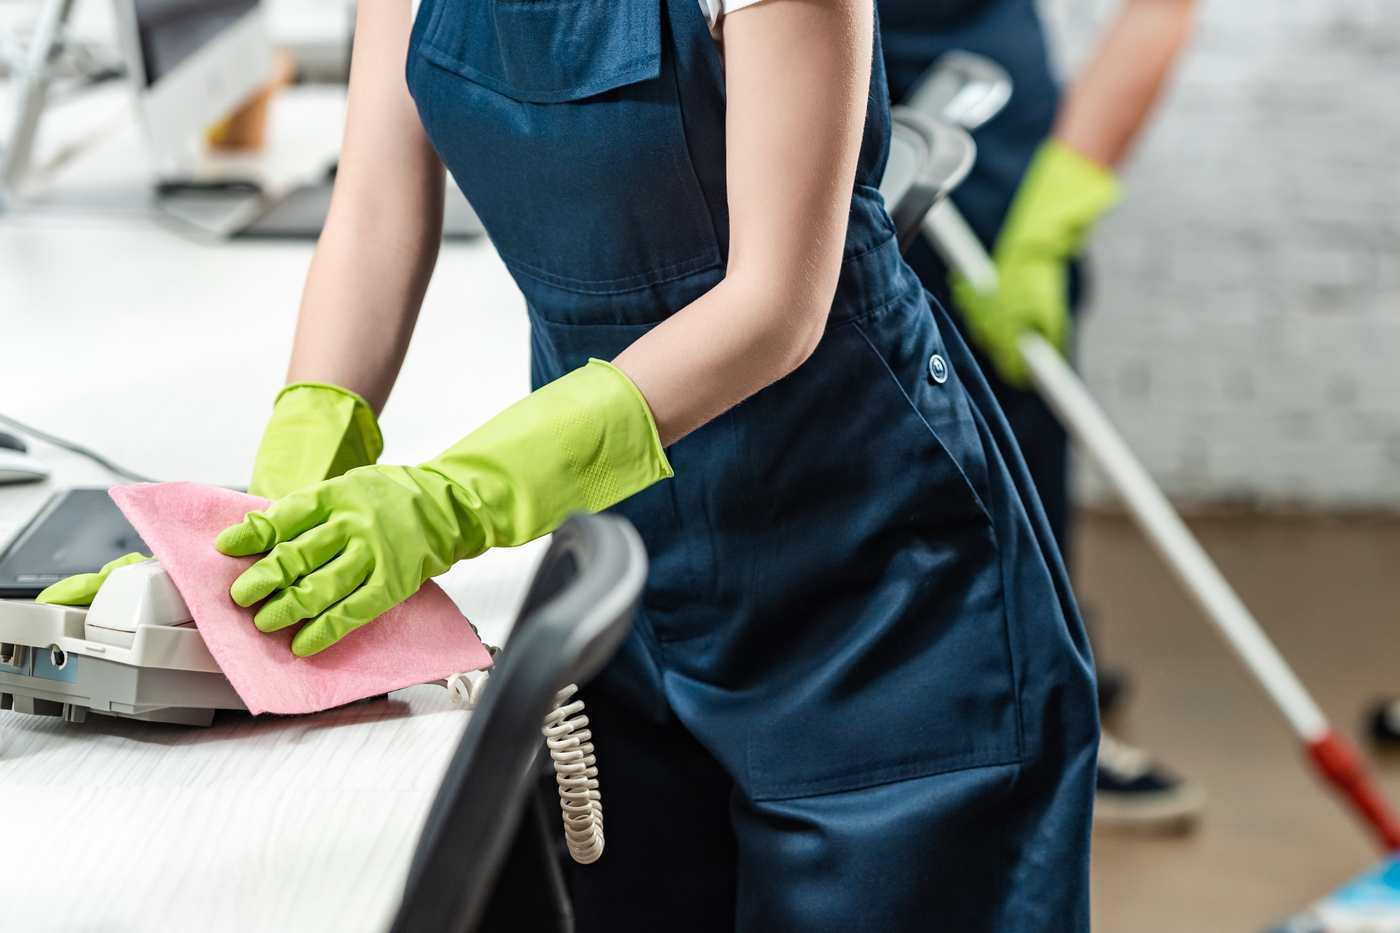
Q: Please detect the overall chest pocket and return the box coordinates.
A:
[420,0,662,103]
[410,0,723,294]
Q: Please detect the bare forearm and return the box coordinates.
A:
[616,0,871,445]
[1054,0,1197,168]
[616,277,827,444]
[284,0,444,414]
[286,201,440,413]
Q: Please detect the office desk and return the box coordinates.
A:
[2,683,467,932]
[0,459,547,933]
[0,82,549,932]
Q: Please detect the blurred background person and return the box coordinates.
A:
[878,0,1201,829]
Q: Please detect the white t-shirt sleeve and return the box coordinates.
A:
[699,0,768,37]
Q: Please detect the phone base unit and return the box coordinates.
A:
[0,561,244,726]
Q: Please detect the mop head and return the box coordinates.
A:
[1273,857,1400,932]
[111,482,493,716]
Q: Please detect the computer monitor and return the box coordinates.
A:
[105,0,481,240]
[112,0,275,177]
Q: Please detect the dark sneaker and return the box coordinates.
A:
[1368,697,1400,748]
[1095,732,1204,831]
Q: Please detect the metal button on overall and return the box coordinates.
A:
[928,352,949,384]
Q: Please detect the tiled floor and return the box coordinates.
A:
[1078,510,1400,931]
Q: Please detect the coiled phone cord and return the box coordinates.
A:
[445,670,605,865]
[543,684,604,864]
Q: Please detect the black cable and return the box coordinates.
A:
[0,412,159,484]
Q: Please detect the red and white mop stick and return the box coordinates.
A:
[925,201,1400,851]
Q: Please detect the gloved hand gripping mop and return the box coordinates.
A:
[949,139,1120,388]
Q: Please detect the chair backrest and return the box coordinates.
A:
[903,50,1012,131]
[884,108,976,249]
[390,513,648,933]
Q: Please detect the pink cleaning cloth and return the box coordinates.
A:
[110,482,493,716]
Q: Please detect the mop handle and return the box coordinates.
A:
[1018,297,1400,850]
[923,200,1400,851]
[922,202,1326,738]
[1017,334,1328,739]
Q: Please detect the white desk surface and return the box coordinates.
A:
[0,82,550,932]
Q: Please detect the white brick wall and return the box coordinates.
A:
[1043,1,1400,508]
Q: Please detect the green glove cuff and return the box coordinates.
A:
[214,360,670,657]
[422,358,673,554]
[998,139,1122,259]
[249,382,384,499]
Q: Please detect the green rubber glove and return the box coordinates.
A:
[215,359,672,657]
[29,382,382,608]
[249,382,384,499]
[950,139,1121,388]
[35,552,151,607]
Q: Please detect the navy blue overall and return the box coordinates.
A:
[406,1,1097,929]
[881,0,1080,554]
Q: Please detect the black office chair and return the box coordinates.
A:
[390,513,648,933]
[883,107,976,250]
